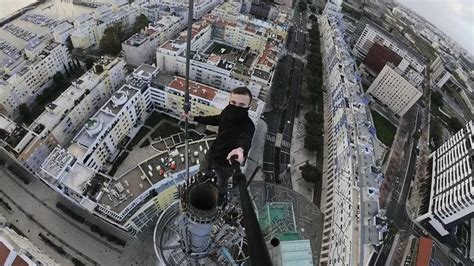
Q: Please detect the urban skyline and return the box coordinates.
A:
[0,0,472,265]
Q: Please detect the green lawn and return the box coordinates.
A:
[150,121,182,139]
[371,111,396,147]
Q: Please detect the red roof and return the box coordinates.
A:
[416,237,433,266]
[0,241,11,265]
[364,42,402,74]
[12,255,28,266]
[168,77,217,101]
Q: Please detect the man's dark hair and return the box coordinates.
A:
[231,87,253,104]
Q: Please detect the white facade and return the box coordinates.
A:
[366,63,423,117]
[319,6,386,265]
[122,16,187,67]
[430,56,452,89]
[416,121,474,236]
[0,42,71,117]
[0,226,58,265]
[71,6,140,50]
[21,57,126,175]
[69,85,146,172]
[157,0,224,19]
[52,22,74,45]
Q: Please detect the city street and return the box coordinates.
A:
[263,9,308,188]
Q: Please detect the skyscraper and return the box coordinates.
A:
[416,120,474,236]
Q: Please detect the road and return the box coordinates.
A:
[262,9,307,188]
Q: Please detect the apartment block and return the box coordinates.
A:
[122,16,187,67]
[431,56,452,89]
[353,17,425,73]
[70,6,140,50]
[0,42,71,117]
[319,5,387,265]
[0,57,126,175]
[68,85,147,172]
[156,16,286,100]
[366,63,422,116]
[158,0,224,19]
[416,121,473,236]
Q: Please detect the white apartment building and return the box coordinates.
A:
[0,57,126,175]
[353,18,425,74]
[127,63,265,125]
[0,42,71,117]
[71,6,140,50]
[366,63,423,117]
[0,226,58,265]
[319,5,387,265]
[156,17,284,99]
[416,120,474,236]
[52,22,74,45]
[122,16,187,67]
[68,84,147,172]
[158,0,224,19]
[431,56,452,89]
[210,1,242,21]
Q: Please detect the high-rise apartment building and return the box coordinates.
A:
[416,120,473,236]
[0,42,71,117]
[319,4,387,265]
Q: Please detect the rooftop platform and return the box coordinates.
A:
[97,138,214,214]
[74,111,114,149]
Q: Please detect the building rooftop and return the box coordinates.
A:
[74,110,114,149]
[62,163,95,195]
[168,76,217,101]
[41,148,75,180]
[123,33,147,47]
[102,85,138,115]
[97,138,214,214]
[133,64,159,81]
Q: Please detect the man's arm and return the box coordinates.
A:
[236,122,256,158]
[193,114,221,126]
[226,120,255,164]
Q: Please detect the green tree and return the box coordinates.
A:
[133,14,149,34]
[300,163,321,183]
[431,91,443,107]
[100,29,121,56]
[19,104,32,124]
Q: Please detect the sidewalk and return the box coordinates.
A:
[289,112,316,202]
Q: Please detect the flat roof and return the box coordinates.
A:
[42,148,74,179]
[62,163,95,195]
[97,138,214,213]
[103,86,138,115]
[74,111,114,149]
[416,237,433,266]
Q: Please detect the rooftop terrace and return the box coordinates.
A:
[98,138,214,213]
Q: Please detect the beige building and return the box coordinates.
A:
[366,63,423,116]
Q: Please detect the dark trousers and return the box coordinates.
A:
[199,152,234,196]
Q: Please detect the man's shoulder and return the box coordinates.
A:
[245,117,255,131]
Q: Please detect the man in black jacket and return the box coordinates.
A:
[184,87,255,198]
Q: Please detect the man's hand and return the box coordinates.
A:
[227,147,245,165]
[180,112,193,122]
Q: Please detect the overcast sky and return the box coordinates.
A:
[396,0,474,55]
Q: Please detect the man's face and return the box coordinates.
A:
[229,93,251,108]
